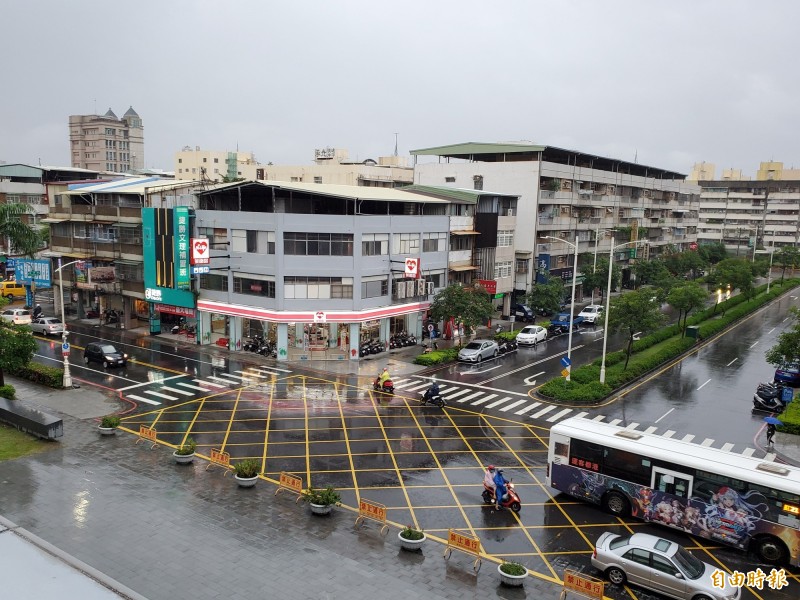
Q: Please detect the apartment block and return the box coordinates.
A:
[69,107,144,173]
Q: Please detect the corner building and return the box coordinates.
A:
[193,181,454,360]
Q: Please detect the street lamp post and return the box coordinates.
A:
[544,235,579,381]
[599,237,648,384]
[54,258,83,389]
[591,228,615,305]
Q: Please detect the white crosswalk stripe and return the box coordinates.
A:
[143,390,179,401]
[204,376,236,385]
[593,415,606,421]
[663,430,675,438]
[546,408,573,422]
[235,370,268,378]
[608,418,622,426]
[701,438,714,447]
[405,382,432,392]
[499,399,527,412]
[460,391,488,404]
[574,412,588,419]
[742,447,756,457]
[530,405,557,419]
[644,426,657,434]
[215,373,245,381]
[484,396,510,409]
[178,382,212,392]
[513,402,541,416]
[682,434,695,443]
[393,381,420,389]
[161,386,194,396]
[721,442,734,452]
[441,389,472,401]
[126,394,161,406]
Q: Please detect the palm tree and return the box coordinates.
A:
[0,202,44,258]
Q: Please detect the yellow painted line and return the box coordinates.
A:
[177,397,205,449]
[334,382,362,504]
[219,386,244,455]
[260,379,275,471]
[304,376,311,486]
[688,535,768,600]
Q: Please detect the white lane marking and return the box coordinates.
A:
[34,353,138,383]
[144,390,179,401]
[768,327,776,335]
[644,426,657,434]
[783,317,789,322]
[742,448,756,457]
[216,373,245,381]
[749,341,759,348]
[391,378,410,385]
[118,374,185,391]
[697,379,711,390]
[530,405,557,419]
[663,430,675,438]
[405,383,432,392]
[514,403,542,416]
[199,378,229,387]
[609,419,622,426]
[655,408,674,423]
[460,364,502,375]
[485,396,511,409]
[625,422,640,430]
[524,371,545,385]
[126,394,161,406]
[161,386,194,396]
[592,415,606,421]
[393,381,421,389]
[477,345,586,385]
[177,382,212,392]
[470,393,498,405]
[682,434,695,443]
[412,376,531,398]
[463,392,490,404]
[546,408,573,422]
[235,370,267,378]
[499,399,527,412]
[726,358,738,367]
[701,438,714,447]
[721,443,734,452]
[442,389,472,401]
[574,412,588,419]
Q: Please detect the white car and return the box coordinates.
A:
[30,317,65,336]
[1,308,32,326]
[578,304,604,323]
[516,325,547,346]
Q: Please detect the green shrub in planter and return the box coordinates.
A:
[778,399,800,436]
[233,458,261,478]
[175,437,196,456]
[499,561,527,576]
[100,415,121,429]
[0,384,15,400]
[494,331,519,343]
[301,484,341,506]
[399,525,425,541]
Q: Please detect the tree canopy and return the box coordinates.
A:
[774,246,800,283]
[765,307,800,368]
[0,310,37,386]
[0,203,46,257]
[707,258,755,299]
[667,282,708,335]
[608,289,665,368]
[524,274,564,316]
[428,284,493,336]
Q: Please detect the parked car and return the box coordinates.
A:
[29,317,64,336]
[516,325,547,346]
[457,339,499,363]
[1,308,32,325]
[774,363,800,387]
[0,281,26,300]
[578,304,604,324]
[591,531,740,600]
[512,304,535,322]
[83,342,128,368]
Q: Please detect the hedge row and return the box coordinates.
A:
[778,398,800,435]
[413,348,460,366]
[0,384,15,400]
[9,362,64,388]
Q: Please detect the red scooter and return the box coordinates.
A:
[482,480,522,512]
[373,377,394,394]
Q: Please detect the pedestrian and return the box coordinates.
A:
[766,423,776,447]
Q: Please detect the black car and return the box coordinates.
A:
[83,342,128,368]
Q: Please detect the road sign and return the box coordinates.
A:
[560,356,571,368]
[191,265,210,275]
[561,368,570,378]
[62,342,70,356]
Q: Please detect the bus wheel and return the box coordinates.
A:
[603,491,630,517]
[754,536,786,564]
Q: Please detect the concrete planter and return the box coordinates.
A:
[309,502,333,516]
[398,530,426,552]
[498,564,528,587]
[98,426,117,436]
[173,451,195,465]
[235,475,258,488]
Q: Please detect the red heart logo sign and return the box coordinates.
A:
[194,240,208,255]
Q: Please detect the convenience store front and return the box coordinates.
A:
[195,299,430,361]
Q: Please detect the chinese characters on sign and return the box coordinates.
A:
[358,499,387,523]
[562,569,604,599]
[190,237,209,265]
[210,448,231,467]
[711,568,788,590]
[447,529,480,555]
[138,426,157,442]
[175,206,190,290]
[279,472,302,494]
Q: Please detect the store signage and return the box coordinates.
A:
[175,206,190,290]
[191,237,210,265]
[404,257,420,279]
[477,279,497,295]
[154,304,196,318]
[313,311,327,323]
[142,208,197,309]
[144,288,163,301]
[191,266,210,275]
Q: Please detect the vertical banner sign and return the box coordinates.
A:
[175,206,190,290]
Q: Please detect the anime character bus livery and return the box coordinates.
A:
[547,416,800,566]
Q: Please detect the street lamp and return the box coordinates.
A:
[591,228,615,305]
[543,235,579,381]
[54,258,83,389]
[599,236,649,384]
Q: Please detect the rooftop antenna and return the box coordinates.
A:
[634,149,638,164]
[394,133,399,157]
[94,98,97,114]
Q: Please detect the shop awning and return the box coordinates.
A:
[451,230,480,236]
[449,264,479,272]
[112,258,142,265]
[111,222,141,228]
[515,250,533,256]
[40,218,66,224]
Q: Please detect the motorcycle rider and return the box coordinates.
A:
[483,465,496,496]
[377,367,391,389]
[493,468,509,510]
[423,380,441,404]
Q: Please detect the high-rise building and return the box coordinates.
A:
[69,107,144,173]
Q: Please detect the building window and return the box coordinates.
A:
[392,233,419,255]
[214,158,219,163]
[449,235,472,251]
[284,277,353,299]
[198,227,228,245]
[314,176,323,184]
[203,157,207,163]
[199,273,229,291]
[473,175,483,190]
[427,270,445,289]
[362,233,389,256]
[445,177,456,183]
[233,275,275,298]
[422,232,446,252]
[515,258,529,274]
[284,233,354,256]
[494,261,512,278]
[361,276,389,298]
[497,230,514,247]
[116,263,143,282]
[113,226,142,244]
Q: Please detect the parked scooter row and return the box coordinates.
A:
[242,335,277,357]
[390,332,417,349]
[753,381,791,413]
[360,339,385,357]
[497,339,517,354]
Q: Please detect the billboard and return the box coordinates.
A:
[143,207,196,309]
[15,259,52,288]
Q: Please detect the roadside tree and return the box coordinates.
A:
[524,274,564,316]
[0,202,46,257]
[583,256,620,299]
[698,242,728,265]
[0,319,37,386]
[608,289,665,369]
[774,246,800,283]
[428,284,493,337]
[707,258,755,299]
[765,307,800,369]
[667,282,708,336]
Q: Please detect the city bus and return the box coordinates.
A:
[547,416,800,566]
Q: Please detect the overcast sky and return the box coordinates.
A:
[2,1,798,177]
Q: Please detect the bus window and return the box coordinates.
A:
[653,468,693,499]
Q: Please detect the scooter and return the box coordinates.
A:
[373,377,394,394]
[482,481,522,512]
[753,395,785,413]
[420,384,446,407]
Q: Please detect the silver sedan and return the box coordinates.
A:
[29,317,65,336]
[457,340,499,362]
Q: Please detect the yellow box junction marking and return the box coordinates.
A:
[561,569,604,599]
[135,425,157,449]
[206,448,231,475]
[444,529,482,572]
[355,498,389,536]
[275,472,304,503]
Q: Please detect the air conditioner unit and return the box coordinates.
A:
[395,282,405,299]
[507,208,514,217]
[426,281,434,295]
[416,279,426,296]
